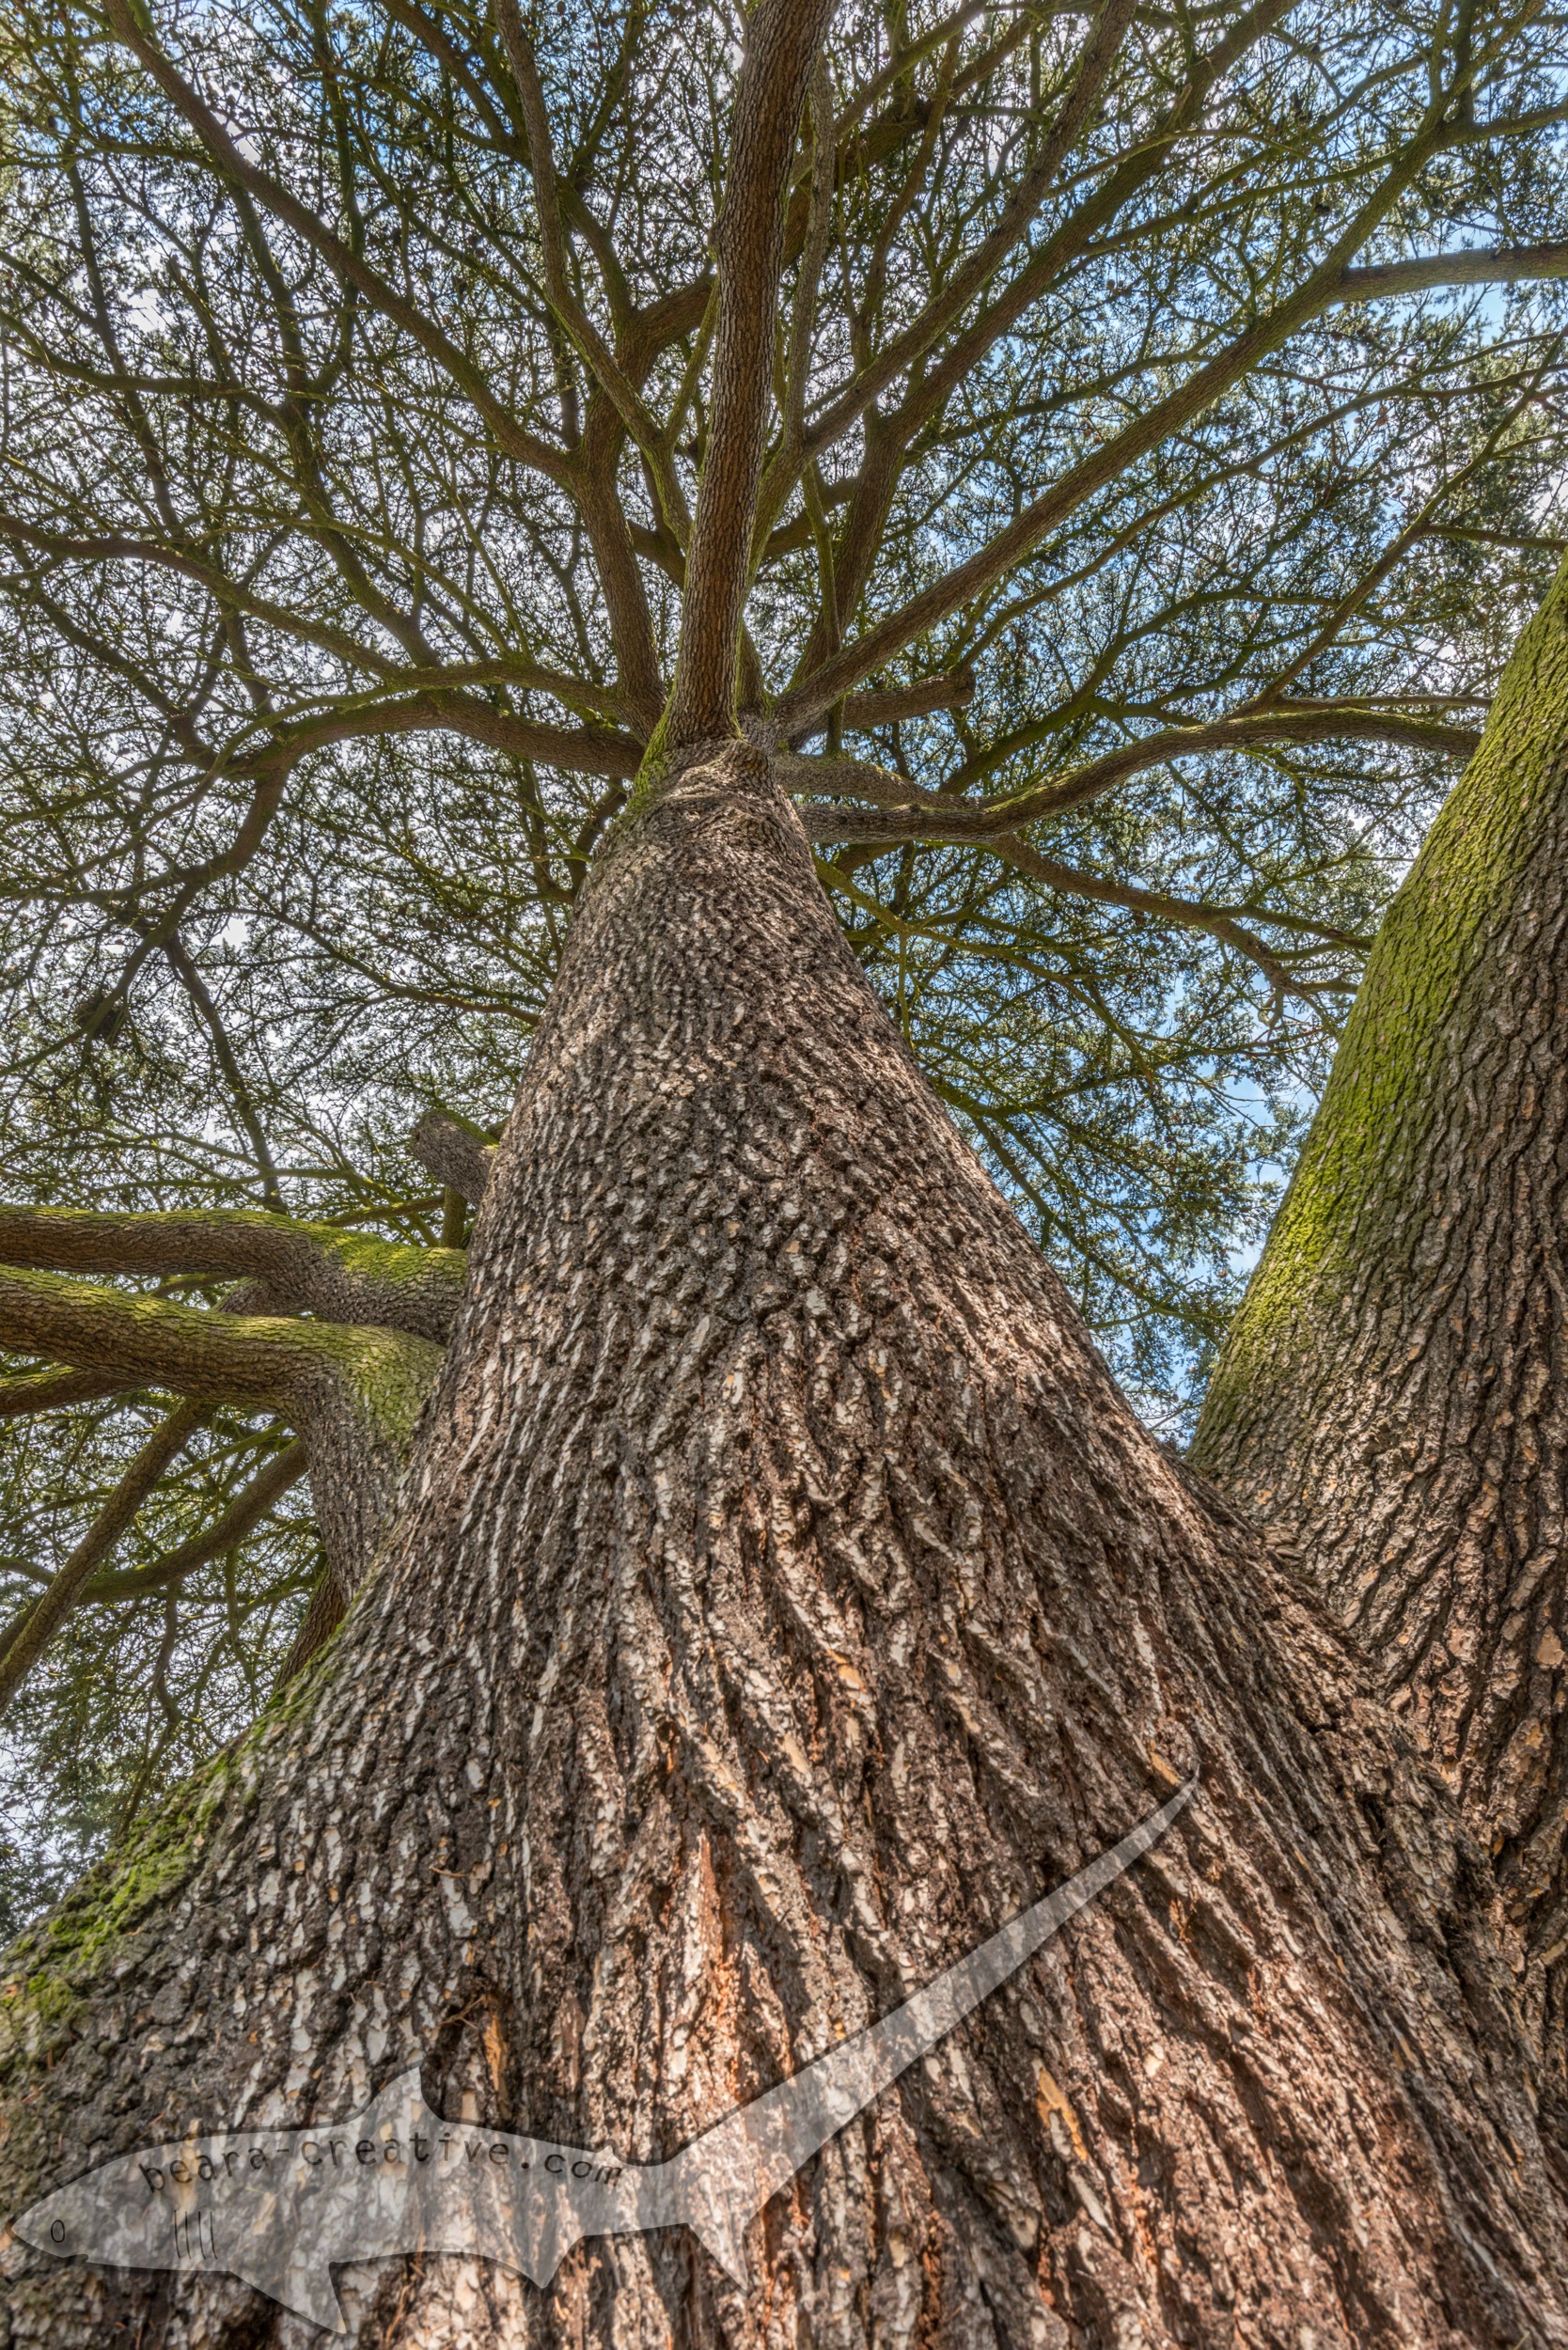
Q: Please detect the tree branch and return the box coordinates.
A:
[409,1112,497,1210]
[796,705,1482,842]
[102,0,572,487]
[0,1402,207,1718]
[0,1210,466,1344]
[0,1367,134,1421]
[661,0,839,750]
[0,1268,443,1595]
[161,932,283,1209]
[776,117,1452,731]
[1336,241,1568,304]
[988,837,1301,1003]
[82,1441,310,1601]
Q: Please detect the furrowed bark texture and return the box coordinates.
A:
[1192,559,1568,2150]
[4,746,1568,2349]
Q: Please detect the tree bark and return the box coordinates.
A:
[3,744,1567,2348]
[1193,557,1568,2157]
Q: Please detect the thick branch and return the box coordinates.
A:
[1336,241,1568,303]
[259,693,642,781]
[0,1208,466,1344]
[826,671,977,734]
[410,1112,497,1209]
[0,1269,443,1598]
[0,1266,441,1421]
[662,0,839,748]
[0,1367,133,1420]
[83,1441,310,1600]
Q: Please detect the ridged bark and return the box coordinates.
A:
[1193,559,1568,2146]
[3,746,1567,2348]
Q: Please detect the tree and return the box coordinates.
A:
[1194,549,1568,2160]
[5,0,1568,1892]
[4,0,1568,2341]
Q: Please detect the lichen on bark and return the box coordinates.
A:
[1196,556,1568,1396]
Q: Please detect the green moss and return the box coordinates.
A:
[0,1632,347,2050]
[627,713,674,814]
[2,1757,218,2040]
[299,1321,444,1450]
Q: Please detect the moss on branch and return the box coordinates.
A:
[0,1206,467,1342]
[0,1265,442,1443]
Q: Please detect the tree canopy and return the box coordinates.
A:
[1,0,1566,1930]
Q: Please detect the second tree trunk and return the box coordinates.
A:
[1195,559,1568,2158]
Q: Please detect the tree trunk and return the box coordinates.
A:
[4,744,1567,2348]
[1192,560,1568,2145]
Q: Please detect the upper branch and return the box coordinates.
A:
[775,114,1499,729]
[1336,240,1568,303]
[793,704,1482,844]
[102,0,572,486]
[661,0,840,750]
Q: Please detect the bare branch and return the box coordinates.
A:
[0,1402,206,1718]
[493,0,690,543]
[161,932,283,1208]
[410,1113,497,1210]
[776,118,1452,730]
[989,838,1299,1003]
[662,0,839,749]
[779,0,1141,501]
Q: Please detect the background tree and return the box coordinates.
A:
[3,0,1568,2342]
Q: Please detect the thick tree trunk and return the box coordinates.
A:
[4,744,1567,2347]
[1192,561,1568,2142]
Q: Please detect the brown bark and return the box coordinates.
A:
[664,0,838,748]
[3,745,1567,2348]
[411,1111,497,1211]
[1193,557,1568,2154]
